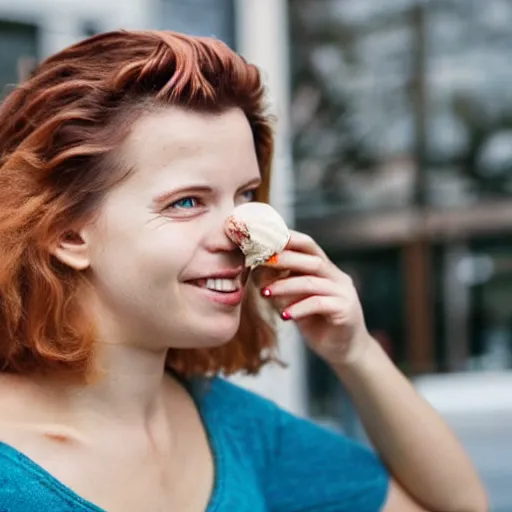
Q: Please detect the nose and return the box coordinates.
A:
[204,206,240,254]
[207,228,239,253]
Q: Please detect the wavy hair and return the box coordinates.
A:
[0,30,279,379]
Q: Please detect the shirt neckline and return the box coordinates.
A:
[0,376,224,512]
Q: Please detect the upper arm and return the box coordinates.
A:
[382,480,431,512]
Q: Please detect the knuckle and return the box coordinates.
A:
[305,276,316,293]
[331,314,345,326]
[313,295,324,309]
[344,273,354,286]
[295,231,315,248]
[311,256,324,273]
[302,233,315,245]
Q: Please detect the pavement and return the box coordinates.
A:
[414,372,512,512]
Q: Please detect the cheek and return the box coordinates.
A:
[88,209,203,288]
[117,230,200,294]
[147,226,200,268]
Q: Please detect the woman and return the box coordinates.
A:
[0,30,486,512]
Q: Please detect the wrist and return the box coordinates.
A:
[331,335,386,383]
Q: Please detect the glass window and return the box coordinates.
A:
[0,20,38,98]
[290,0,512,215]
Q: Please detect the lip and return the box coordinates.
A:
[187,283,245,306]
[186,266,245,281]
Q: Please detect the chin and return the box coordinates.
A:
[209,313,244,344]
[176,314,241,349]
[196,323,240,348]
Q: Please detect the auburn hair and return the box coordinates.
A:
[0,30,279,380]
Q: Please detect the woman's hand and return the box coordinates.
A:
[257,232,488,512]
[258,230,374,369]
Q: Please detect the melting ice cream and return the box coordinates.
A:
[224,202,290,268]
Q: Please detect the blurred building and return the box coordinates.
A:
[2,3,512,506]
[290,6,512,507]
[290,0,512,418]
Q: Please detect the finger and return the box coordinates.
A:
[252,266,291,289]
[262,275,340,299]
[285,230,328,258]
[263,250,333,278]
[281,295,349,324]
[268,293,303,316]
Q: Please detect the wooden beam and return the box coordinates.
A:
[403,238,435,374]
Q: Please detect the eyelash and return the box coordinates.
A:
[166,188,257,210]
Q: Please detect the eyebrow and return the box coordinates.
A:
[241,177,262,189]
[152,177,262,207]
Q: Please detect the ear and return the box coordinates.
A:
[51,230,91,271]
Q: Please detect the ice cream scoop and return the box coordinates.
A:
[224,202,290,268]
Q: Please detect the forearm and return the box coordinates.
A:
[334,339,487,512]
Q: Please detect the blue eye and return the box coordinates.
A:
[242,189,257,202]
[171,197,198,209]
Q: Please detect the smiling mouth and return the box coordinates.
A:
[190,277,242,293]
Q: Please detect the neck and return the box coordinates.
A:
[57,289,178,428]
[84,343,170,422]
[36,343,173,429]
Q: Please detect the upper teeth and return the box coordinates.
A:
[205,278,239,292]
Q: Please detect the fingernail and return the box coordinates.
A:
[261,288,272,297]
[266,254,279,265]
[281,310,292,321]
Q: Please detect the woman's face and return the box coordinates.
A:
[67,106,261,349]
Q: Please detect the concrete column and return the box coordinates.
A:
[443,244,470,372]
[231,0,307,416]
[234,0,294,223]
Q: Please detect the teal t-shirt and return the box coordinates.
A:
[0,377,389,511]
